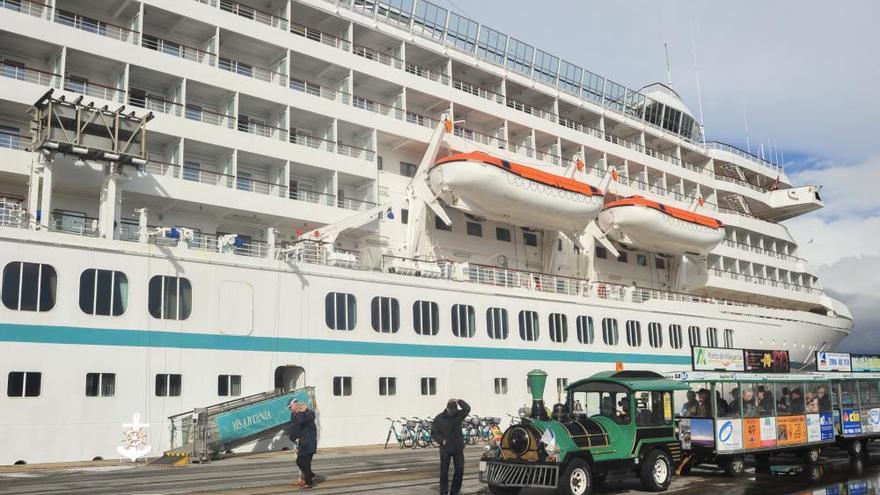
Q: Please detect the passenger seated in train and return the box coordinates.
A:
[617,396,631,424]
[805,391,819,413]
[756,386,774,415]
[817,386,832,410]
[789,388,806,414]
[777,387,790,413]
[742,387,759,417]
[715,390,729,417]
[725,387,742,418]
[697,389,713,417]
[681,390,699,417]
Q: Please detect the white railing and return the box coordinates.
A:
[237,120,288,141]
[721,239,804,263]
[290,22,351,51]
[353,96,404,119]
[144,160,180,177]
[709,267,822,295]
[290,133,336,153]
[452,79,503,103]
[219,0,288,30]
[181,167,234,188]
[290,78,341,101]
[219,57,285,85]
[338,197,377,211]
[0,131,30,151]
[50,212,99,237]
[290,189,336,206]
[353,44,404,70]
[337,143,375,161]
[129,93,183,117]
[63,78,124,103]
[0,199,27,228]
[0,63,58,87]
[142,35,216,65]
[454,126,506,149]
[54,9,139,44]
[185,106,234,128]
[707,141,783,174]
[405,62,449,85]
[1,0,50,19]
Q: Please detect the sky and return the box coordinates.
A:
[438,0,880,351]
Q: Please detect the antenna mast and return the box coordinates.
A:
[689,23,706,146]
[741,96,751,154]
[664,42,673,87]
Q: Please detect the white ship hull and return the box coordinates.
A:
[0,232,850,465]
[429,159,604,232]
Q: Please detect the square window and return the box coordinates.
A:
[435,215,451,231]
[7,371,41,397]
[494,378,508,395]
[496,227,511,242]
[218,374,242,397]
[86,373,116,397]
[617,252,628,263]
[420,377,437,396]
[333,376,352,396]
[466,221,483,237]
[636,254,647,266]
[399,162,417,177]
[379,377,397,396]
[401,209,409,224]
[655,258,666,270]
[523,232,538,246]
[595,246,607,259]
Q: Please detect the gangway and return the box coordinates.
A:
[156,386,315,465]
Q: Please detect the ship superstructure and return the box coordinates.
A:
[0,0,851,464]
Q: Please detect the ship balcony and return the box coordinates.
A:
[0,101,32,176]
[185,81,235,128]
[352,22,404,70]
[142,5,217,66]
[0,0,50,19]
[706,141,786,180]
[62,50,125,104]
[505,79,557,124]
[0,32,62,89]
[215,0,289,31]
[236,150,287,197]
[336,120,376,162]
[289,50,349,95]
[237,94,289,142]
[404,42,450,85]
[453,104,505,149]
[289,2,351,51]
[127,67,184,118]
[405,88,447,129]
[706,266,823,307]
[218,29,287,86]
[352,72,404,119]
[53,0,140,45]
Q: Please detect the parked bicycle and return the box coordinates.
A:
[384,417,415,449]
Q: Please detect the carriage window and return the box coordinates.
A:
[841,380,858,407]
[325,292,357,330]
[775,382,804,416]
[858,380,880,408]
[486,307,509,339]
[805,382,832,413]
[635,391,672,426]
[2,262,57,312]
[413,300,439,335]
[680,382,712,417]
[568,384,630,424]
[720,382,741,418]
[741,383,769,418]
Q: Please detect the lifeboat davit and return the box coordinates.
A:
[429,152,604,232]
[597,196,724,256]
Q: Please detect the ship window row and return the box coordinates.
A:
[6,371,242,399]
[2,262,193,320]
[325,292,732,349]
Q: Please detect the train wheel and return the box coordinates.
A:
[722,455,745,477]
[640,450,672,492]
[558,457,592,495]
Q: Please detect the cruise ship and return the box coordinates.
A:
[0,0,852,464]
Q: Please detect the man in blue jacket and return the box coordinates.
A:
[431,398,471,495]
[288,399,317,488]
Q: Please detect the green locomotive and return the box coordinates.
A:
[480,369,687,495]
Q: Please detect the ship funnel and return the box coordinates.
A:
[527,369,548,420]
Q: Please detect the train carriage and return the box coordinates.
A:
[814,351,880,456]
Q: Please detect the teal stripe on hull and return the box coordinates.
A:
[0,323,691,365]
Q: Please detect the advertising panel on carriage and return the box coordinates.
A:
[815,351,852,372]
[852,354,880,373]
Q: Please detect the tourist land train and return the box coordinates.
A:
[0,0,851,465]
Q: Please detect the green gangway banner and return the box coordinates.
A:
[214,387,315,444]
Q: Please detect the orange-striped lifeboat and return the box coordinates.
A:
[429,152,604,232]
[597,196,724,256]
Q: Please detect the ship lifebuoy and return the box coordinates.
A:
[597,283,607,299]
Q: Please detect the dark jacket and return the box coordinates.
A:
[431,400,471,453]
[289,409,317,455]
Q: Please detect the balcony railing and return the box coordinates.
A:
[406,111,440,129]
[144,160,180,177]
[706,141,783,174]
[219,57,285,85]
[237,120,288,141]
[352,44,404,70]
[128,91,184,117]
[0,130,31,151]
[452,78,504,104]
[338,197,377,211]
[54,9,138,44]
[63,77,124,103]
[290,21,351,51]
[709,267,822,295]
[290,189,336,207]
[454,126,506,150]
[289,77,343,102]
[353,95,404,119]
[142,35,217,65]
[290,133,336,153]
[337,142,375,161]
[0,62,58,87]
[50,212,99,237]
[185,105,234,128]
[235,175,287,197]
[181,166,235,188]
[405,62,449,85]
[219,0,288,30]
[717,207,777,224]
[721,239,804,263]
[714,173,769,193]
[1,0,50,19]
[506,98,557,123]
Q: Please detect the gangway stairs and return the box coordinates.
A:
[155,386,315,465]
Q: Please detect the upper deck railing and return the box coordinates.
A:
[0,62,59,87]
[54,9,139,44]
[707,141,784,174]
[218,0,288,31]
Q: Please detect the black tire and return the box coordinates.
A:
[640,449,673,492]
[848,439,864,458]
[722,455,745,477]
[384,430,392,449]
[488,485,521,495]
[557,457,593,495]
[802,446,821,465]
[753,452,771,465]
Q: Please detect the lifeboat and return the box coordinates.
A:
[597,196,724,256]
[429,152,604,232]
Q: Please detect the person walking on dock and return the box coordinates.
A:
[288,399,318,489]
[431,398,471,495]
